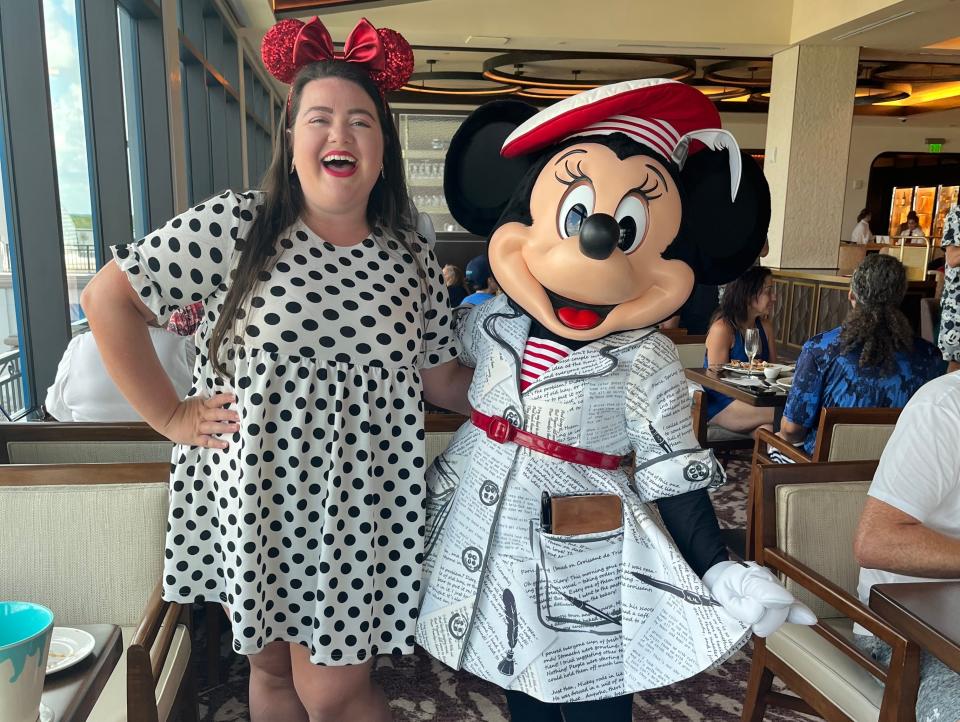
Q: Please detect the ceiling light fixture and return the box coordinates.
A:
[401,59,519,96]
[685,83,750,101]
[703,60,772,88]
[481,52,695,92]
[854,79,910,105]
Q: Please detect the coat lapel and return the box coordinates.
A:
[479,296,530,410]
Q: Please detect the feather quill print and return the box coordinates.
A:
[498,588,519,675]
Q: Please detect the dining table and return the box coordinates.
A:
[869,581,960,675]
[684,365,791,429]
[40,623,122,722]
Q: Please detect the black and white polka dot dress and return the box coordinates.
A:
[112,190,457,664]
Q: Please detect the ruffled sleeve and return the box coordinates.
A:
[112,190,262,323]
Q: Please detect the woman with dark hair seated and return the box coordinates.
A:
[704,266,779,434]
[775,254,944,458]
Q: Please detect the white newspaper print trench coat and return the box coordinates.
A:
[416,295,749,703]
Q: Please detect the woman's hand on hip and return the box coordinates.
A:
[159,393,240,449]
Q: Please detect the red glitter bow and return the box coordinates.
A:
[261,17,413,96]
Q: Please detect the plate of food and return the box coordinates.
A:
[721,360,773,375]
[46,627,95,674]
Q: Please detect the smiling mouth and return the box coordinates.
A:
[322,154,357,177]
[544,288,616,330]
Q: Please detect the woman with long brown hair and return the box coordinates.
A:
[703,266,779,434]
[80,17,472,721]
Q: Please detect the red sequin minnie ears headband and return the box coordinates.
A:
[261,16,413,120]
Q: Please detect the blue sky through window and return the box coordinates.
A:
[43,0,92,218]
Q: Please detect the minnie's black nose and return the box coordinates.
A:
[578,213,620,260]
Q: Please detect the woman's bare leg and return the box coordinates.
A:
[247,641,309,722]
[710,401,775,435]
[289,646,391,722]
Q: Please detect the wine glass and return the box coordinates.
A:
[744,328,760,371]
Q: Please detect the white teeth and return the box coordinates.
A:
[324,155,356,164]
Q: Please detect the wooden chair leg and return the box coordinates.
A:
[741,638,774,722]
[206,602,222,686]
[745,463,758,562]
[174,649,199,722]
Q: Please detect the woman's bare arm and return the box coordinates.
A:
[421,359,474,416]
[81,261,237,446]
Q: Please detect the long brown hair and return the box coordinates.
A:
[839,254,913,371]
[710,266,772,330]
[208,61,414,377]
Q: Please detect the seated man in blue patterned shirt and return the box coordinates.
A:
[776,254,944,457]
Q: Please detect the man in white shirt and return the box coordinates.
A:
[45,325,195,422]
[853,372,960,722]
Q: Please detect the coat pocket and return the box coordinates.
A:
[522,523,625,636]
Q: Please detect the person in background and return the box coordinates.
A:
[850,208,874,245]
[704,266,778,434]
[664,239,768,332]
[853,371,960,722]
[899,210,926,240]
[442,263,468,307]
[937,205,960,373]
[461,254,500,306]
[774,254,943,460]
[45,323,195,422]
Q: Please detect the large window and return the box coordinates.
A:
[245,60,274,187]
[43,0,98,321]
[179,0,249,204]
[0,38,29,418]
[117,4,148,240]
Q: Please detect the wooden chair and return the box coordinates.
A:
[743,459,920,722]
[670,333,708,369]
[0,422,172,464]
[0,423,217,682]
[757,407,902,465]
[746,407,901,560]
[690,389,754,451]
[919,297,939,345]
[425,412,467,465]
[0,462,196,722]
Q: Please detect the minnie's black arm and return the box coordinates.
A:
[655,488,728,577]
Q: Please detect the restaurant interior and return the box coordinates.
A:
[0,0,959,720]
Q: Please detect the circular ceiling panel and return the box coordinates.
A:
[703,59,772,88]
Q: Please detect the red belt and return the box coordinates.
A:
[471,409,629,471]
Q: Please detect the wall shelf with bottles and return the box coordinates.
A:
[396,112,470,234]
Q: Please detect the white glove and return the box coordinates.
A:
[703,560,817,637]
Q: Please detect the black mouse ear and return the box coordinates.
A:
[443,100,539,237]
[668,150,770,285]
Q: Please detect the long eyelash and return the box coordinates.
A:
[555,158,589,186]
[634,172,663,201]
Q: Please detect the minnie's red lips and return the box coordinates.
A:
[543,288,615,330]
[556,306,602,330]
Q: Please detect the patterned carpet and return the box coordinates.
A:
[196,451,815,721]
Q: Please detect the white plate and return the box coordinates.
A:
[46,627,95,674]
[775,378,793,390]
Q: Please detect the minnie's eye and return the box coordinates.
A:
[614,195,648,254]
[557,184,595,238]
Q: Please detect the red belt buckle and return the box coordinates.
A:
[485,415,515,444]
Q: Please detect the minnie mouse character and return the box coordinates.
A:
[416,79,815,720]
